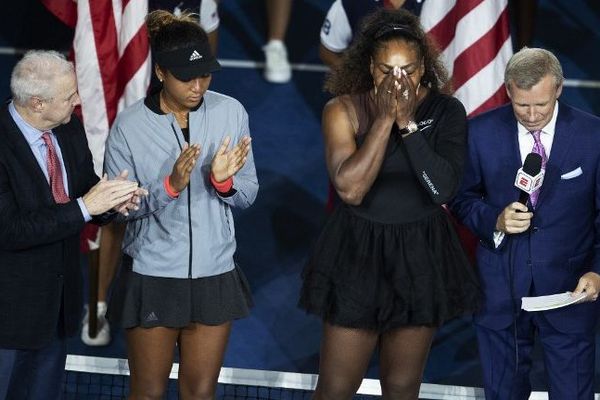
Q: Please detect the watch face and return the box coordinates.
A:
[408,121,418,132]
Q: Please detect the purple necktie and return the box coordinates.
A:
[529,130,547,208]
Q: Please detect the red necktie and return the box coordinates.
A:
[41,132,70,204]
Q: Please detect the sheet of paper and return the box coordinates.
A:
[521,292,587,312]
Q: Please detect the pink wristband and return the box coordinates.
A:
[210,173,233,193]
[163,176,180,198]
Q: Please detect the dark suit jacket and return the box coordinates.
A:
[451,102,600,334]
[0,104,104,349]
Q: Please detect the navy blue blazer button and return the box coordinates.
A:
[57,274,64,278]
[532,227,539,233]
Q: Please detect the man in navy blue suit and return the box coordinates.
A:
[0,50,143,399]
[451,47,600,399]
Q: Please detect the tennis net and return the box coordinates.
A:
[64,355,383,399]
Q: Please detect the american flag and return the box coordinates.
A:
[421,0,512,117]
[41,0,151,177]
[41,0,151,251]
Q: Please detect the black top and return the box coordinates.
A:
[145,87,201,144]
[347,91,467,223]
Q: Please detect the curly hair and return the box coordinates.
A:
[324,8,450,96]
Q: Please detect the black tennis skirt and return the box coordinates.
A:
[299,206,481,332]
[107,257,253,329]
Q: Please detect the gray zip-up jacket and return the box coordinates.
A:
[104,90,258,278]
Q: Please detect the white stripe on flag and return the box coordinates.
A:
[454,37,513,115]
[420,0,456,32]
[119,0,148,57]
[118,52,152,112]
[441,0,507,78]
[75,0,110,176]
[112,0,122,34]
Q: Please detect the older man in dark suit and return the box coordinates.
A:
[451,47,600,399]
[0,50,143,399]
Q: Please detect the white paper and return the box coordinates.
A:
[521,292,587,312]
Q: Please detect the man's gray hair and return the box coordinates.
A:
[10,50,75,106]
[504,47,563,92]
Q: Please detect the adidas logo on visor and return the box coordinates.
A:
[189,50,203,61]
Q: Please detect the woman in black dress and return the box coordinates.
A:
[299,8,480,399]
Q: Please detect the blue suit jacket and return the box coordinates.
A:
[450,102,600,334]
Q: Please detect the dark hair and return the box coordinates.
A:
[146,10,208,54]
[324,8,450,96]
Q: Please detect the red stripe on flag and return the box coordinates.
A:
[427,0,483,51]
[41,0,77,28]
[469,85,509,117]
[451,7,510,91]
[115,27,149,123]
[89,3,120,128]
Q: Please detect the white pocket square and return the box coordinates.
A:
[561,167,583,180]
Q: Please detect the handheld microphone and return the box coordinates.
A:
[514,152,544,206]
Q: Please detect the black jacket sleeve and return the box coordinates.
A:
[402,96,467,204]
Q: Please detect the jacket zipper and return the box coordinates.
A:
[170,123,193,279]
[187,181,193,279]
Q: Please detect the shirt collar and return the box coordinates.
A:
[8,101,49,145]
[143,86,203,115]
[518,100,559,138]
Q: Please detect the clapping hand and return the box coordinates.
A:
[211,136,251,183]
[112,170,148,216]
[83,174,140,216]
[169,143,202,193]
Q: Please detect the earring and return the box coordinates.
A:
[416,82,421,96]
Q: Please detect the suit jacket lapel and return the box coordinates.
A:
[498,107,522,190]
[0,106,54,201]
[536,103,574,208]
[54,128,74,197]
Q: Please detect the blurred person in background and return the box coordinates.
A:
[319,0,422,69]
[263,0,293,83]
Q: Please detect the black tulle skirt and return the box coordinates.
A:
[299,206,480,332]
